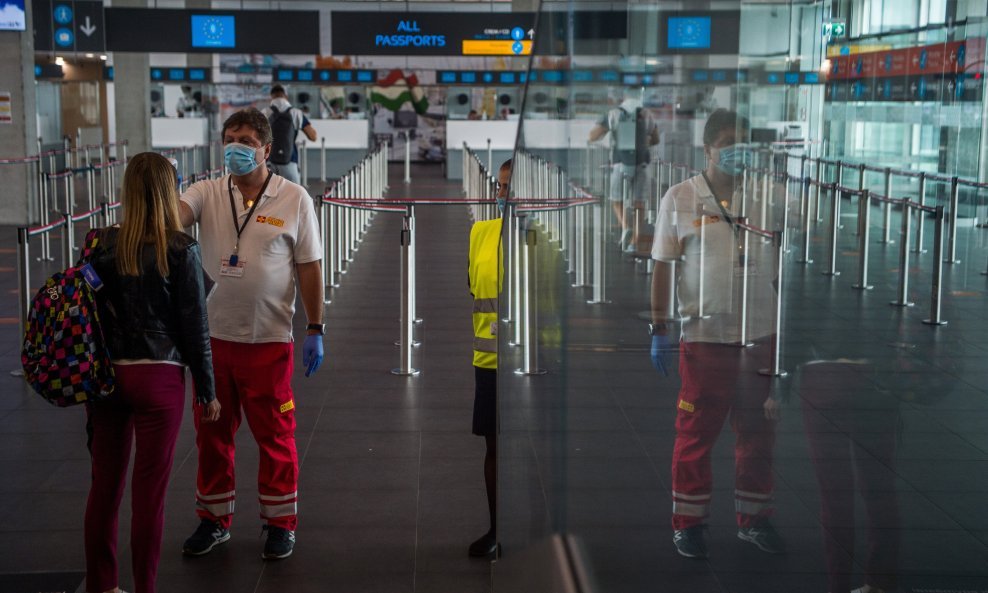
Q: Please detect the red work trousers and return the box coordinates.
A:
[671,338,777,530]
[85,363,185,593]
[194,338,298,530]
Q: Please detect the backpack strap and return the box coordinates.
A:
[79,228,103,262]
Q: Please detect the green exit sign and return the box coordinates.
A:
[823,20,846,38]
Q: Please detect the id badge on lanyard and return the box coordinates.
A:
[225,172,273,278]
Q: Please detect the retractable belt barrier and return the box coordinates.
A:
[10,138,226,343]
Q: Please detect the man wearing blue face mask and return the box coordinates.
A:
[650,109,783,560]
[177,108,324,561]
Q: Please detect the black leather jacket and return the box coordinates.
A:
[88,227,216,405]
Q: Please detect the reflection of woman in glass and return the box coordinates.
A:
[799,358,900,593]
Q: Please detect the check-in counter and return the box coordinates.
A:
[151,117,209,148]
[446,120,518,180]
[302,119,370,182]
[446,119,599,180]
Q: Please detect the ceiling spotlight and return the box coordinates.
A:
[85,53,94,58]
[55,56,65,66]
[99,54,107,61]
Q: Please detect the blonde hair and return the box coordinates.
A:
[116,152,183,277]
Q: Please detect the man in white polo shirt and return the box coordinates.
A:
[650,109,783,560]
[178,108,324,561]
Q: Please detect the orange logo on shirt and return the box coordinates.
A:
[279,400,295,414]
[678,399,695,413]
[692,215,721,228]
[257,215,284,227]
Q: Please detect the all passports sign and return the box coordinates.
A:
[375,19,447,49]
[332,12,534,56]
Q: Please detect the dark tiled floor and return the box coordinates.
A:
[2,164,988,593]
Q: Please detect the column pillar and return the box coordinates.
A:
[0,0,38,224]
[111,0,151,155]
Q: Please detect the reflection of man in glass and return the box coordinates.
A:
[588,87,658,251]
[649,109,784,559]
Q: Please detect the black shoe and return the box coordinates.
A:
[672,525,708,558]
[262,525,295,560]
[468,531,497,557]
[183,519,230,556]
[738,520,786,554]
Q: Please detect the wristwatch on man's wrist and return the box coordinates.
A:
[307,323,326,335]
[647,322,668,336]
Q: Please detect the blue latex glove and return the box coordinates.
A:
[302,334,324,377]
[651,334,671,377]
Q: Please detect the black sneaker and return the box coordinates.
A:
[673,525,708,558]
[262,525,295,560]
[738,520,786,554]
[468,530,497,557]
[183,519,230,556]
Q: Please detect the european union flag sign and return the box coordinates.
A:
[191,15,235,48]
[667,16,711,49]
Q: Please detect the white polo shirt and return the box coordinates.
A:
[651,174,776,344]
[181,173,322,344]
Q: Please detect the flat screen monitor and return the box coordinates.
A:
[667,16,711,50]
[751,128,778,144]
[0,0,26,31]
[168,68,185,81]
[191,15,236,48]
[188,68,207,81]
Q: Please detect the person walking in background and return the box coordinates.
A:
[263,84,318,185]
[179,108,324,561]
[650,109,784,559]
[84,151,219,593]
[467,159,511,558]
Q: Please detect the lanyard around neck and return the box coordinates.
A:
[228,171,273,246]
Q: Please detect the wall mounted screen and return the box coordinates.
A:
[191,15,235,48]
[0,0,26,30]
[666,16,710,49]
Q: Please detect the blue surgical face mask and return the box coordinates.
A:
[225,142,261,176]
[715,144,752,177]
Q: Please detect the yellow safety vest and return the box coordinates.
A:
[469,218,503,369]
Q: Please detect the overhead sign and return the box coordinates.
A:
[105,8,318,53]
[823,19,846,39]
[659,11,740,55]
[273,68,375,84]
[331,12,536,56]
[33,0,105,52]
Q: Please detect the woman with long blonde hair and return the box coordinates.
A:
[83,151,220,593]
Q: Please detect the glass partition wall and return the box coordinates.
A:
[494,1,988,592]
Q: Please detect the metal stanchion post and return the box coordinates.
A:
[516,228,546,376]
[945,176,961,264]
[503,203,515,323]
[759,229,787,377]
[511,214,525,346]
[403,131,411,183]
[880,168,894,243]
[61,214,74,270]
[392,211,420,376]
[798,177,813,264]
[487,138,492,172]
[923,206,948,326]
[320,138,327,182]
[410,204,421,326]
[587,201,610,304]
[736,217,753,348]
[318,196,331,305]
[823,184,841,277]
[891,199,915,307]
[814,158,823,221]
[914,172,927,254]
[16,227,30,341]
[852,190,874,290]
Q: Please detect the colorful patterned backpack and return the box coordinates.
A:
[21,230,115,406]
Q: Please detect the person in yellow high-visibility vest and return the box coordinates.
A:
[467,159,510,557]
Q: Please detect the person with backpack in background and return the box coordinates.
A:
[588,87,659,252]
[262,84,318,185]
[83,151,220,593]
